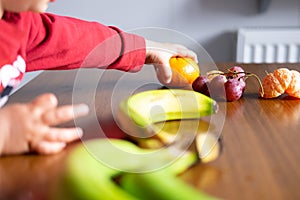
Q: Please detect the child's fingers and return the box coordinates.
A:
[31,93,58,110]
[31,141,67,155]
[154,61,172,84]
[173,45,198,63]
[184,50,198,63]
[44,127,83,142]
[42,104,89,126]
[30,126,83,154]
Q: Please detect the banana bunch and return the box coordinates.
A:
[117,89,221,163]
[59,139,218,200]
[57,90,221,199]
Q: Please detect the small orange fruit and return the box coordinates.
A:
[260,68,300,98]
[261,72,283,98]
[286,70,300,98]
[169,56,200,85]
[273,68,292,90]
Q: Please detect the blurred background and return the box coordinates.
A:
[16,0,299,91]
[47,0,300,63]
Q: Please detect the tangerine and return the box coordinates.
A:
[261,72,283,98]
[169,56,200,85]
[260,68,300,98]
[273,68,292,90]
[286,70,300,98]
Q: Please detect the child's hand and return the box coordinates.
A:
[0,93,89,156]
[145,40,198,85]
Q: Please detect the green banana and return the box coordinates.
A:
[59,139,216,200]
[119,170,217,200]
[60,140,134,200]
[58,90,220,199]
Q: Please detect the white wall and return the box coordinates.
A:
[47,0,300,62]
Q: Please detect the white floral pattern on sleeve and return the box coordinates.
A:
[0,55,26,108]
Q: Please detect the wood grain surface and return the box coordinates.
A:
[1,63,300,200]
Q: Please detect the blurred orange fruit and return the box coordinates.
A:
[169,56,200,85]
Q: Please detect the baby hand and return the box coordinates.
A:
[145,40,198,85]
[0,93,89,156]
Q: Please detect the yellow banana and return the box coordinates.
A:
[58,139,216,200]
[118,89,218,128]
[117,89,218,139]
[117,89,221,163]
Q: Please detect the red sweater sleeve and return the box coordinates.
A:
[25,12,146,72]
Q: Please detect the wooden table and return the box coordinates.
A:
[1,63,300,200]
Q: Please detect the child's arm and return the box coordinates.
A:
[23,12,198,85]
[0,93,89,156]
[24,12,146,72]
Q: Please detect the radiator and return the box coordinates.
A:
[236,28,300,63]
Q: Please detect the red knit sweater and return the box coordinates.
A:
[0,11,146,106]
